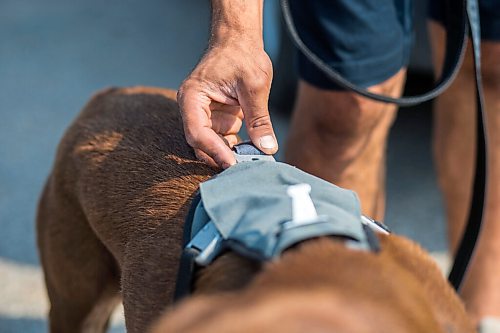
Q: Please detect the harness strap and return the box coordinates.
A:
[174,143,271,301]
[173,193,202,301]
[362,224,381,253]
[174,144,391,301]
[173,247,200,301]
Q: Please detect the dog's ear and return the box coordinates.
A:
[194,253,261,294]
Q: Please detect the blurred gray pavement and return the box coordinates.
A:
[0,1,447,332]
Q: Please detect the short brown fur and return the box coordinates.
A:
[37,87,474,333]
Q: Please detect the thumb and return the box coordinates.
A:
[239,91,278,155]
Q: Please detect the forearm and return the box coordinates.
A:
[210,0,264,47]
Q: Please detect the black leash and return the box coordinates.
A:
[448,0,487,291]
[281,0,487,291]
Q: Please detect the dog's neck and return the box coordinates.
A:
[192,237,348,295]
[188,237,444,333]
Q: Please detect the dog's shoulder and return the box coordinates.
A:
[47,86,215,231]
[54,85,210,179]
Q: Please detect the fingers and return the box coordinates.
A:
[186,122,236,169]
[210,109,243,135]
[178,88,236,169]
[223,134,239,147]
[194,133,239,169]
[194,148,218,169]
[237,82,278,155]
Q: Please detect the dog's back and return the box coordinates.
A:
[37,87,474,333]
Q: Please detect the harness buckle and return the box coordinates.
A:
[185,221,224,266]
[234,153,276,163]
[233,141,275,163]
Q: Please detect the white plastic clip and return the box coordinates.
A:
[286,183,318,224]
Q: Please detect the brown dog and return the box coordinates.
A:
[37,87,474,333]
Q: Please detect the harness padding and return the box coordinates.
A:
[190,160,369,263]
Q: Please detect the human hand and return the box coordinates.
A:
[177,1,277,169]
[178,41,277,169]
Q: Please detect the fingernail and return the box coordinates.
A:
[259,135,276,150]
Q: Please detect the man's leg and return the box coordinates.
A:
[430,20,500,323]
[285,69,406,220]
[284,0,411,220]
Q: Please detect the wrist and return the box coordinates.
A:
[210,0,264,47]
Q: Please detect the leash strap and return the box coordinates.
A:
[282,0,487,291]
[448,0,487,291]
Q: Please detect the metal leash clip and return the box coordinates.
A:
[361,215,390,235]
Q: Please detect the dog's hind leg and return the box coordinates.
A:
[37,179,121,333]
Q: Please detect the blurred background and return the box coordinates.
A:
[0,0,447,332]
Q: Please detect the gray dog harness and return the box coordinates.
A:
[174,143,388,300]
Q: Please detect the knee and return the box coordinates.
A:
[314,94,393,143]
[295,81,397,155]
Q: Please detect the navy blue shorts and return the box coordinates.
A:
[290,0,500,90]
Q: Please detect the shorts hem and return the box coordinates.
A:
[297,45,409,90]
